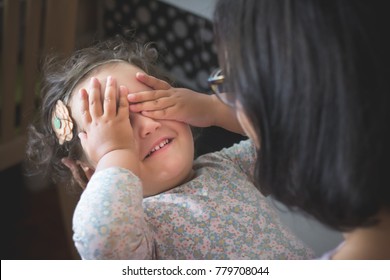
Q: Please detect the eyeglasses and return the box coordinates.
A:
[208,68,235,107]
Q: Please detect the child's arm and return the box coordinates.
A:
[128,73,245,135]
[73,167,155,259]
[73,77,154,259]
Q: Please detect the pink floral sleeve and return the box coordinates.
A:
[72,167,155,259]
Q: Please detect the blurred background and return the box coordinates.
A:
[1,0,342,260]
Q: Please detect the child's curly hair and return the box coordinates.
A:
[26,35,169,190]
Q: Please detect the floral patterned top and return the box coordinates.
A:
[73,140,314,259]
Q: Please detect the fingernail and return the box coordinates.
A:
[136,72,145,78]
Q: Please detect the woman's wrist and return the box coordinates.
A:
[210,94,245,134]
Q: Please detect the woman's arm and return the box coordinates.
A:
[128,73,245,135]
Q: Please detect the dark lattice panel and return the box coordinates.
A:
[103,0,219,92]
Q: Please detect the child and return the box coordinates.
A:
[26,36,314,259]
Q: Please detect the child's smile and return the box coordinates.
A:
[70,62,195,196]
[144,138,173,159]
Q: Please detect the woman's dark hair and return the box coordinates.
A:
[26,35,168,188]
[214,0,390,231]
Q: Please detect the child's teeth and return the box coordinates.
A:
[150,139,170,156]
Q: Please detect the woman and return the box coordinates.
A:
[211,0,390,259]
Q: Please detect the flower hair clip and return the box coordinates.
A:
[51,100,74,145]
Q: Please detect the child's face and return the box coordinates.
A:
[69,62,195,196]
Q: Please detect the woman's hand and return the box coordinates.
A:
[128,72,217,127]
[128,73,244,134]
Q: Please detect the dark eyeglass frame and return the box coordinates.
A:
[208,68,235,107]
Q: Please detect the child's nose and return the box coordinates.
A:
[132,113,162,138]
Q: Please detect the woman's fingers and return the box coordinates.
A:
[128,73,173,112]
[140,107,173,119]
[129,95,172,112]
[127,89,168,104]
[135,72,171,90]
